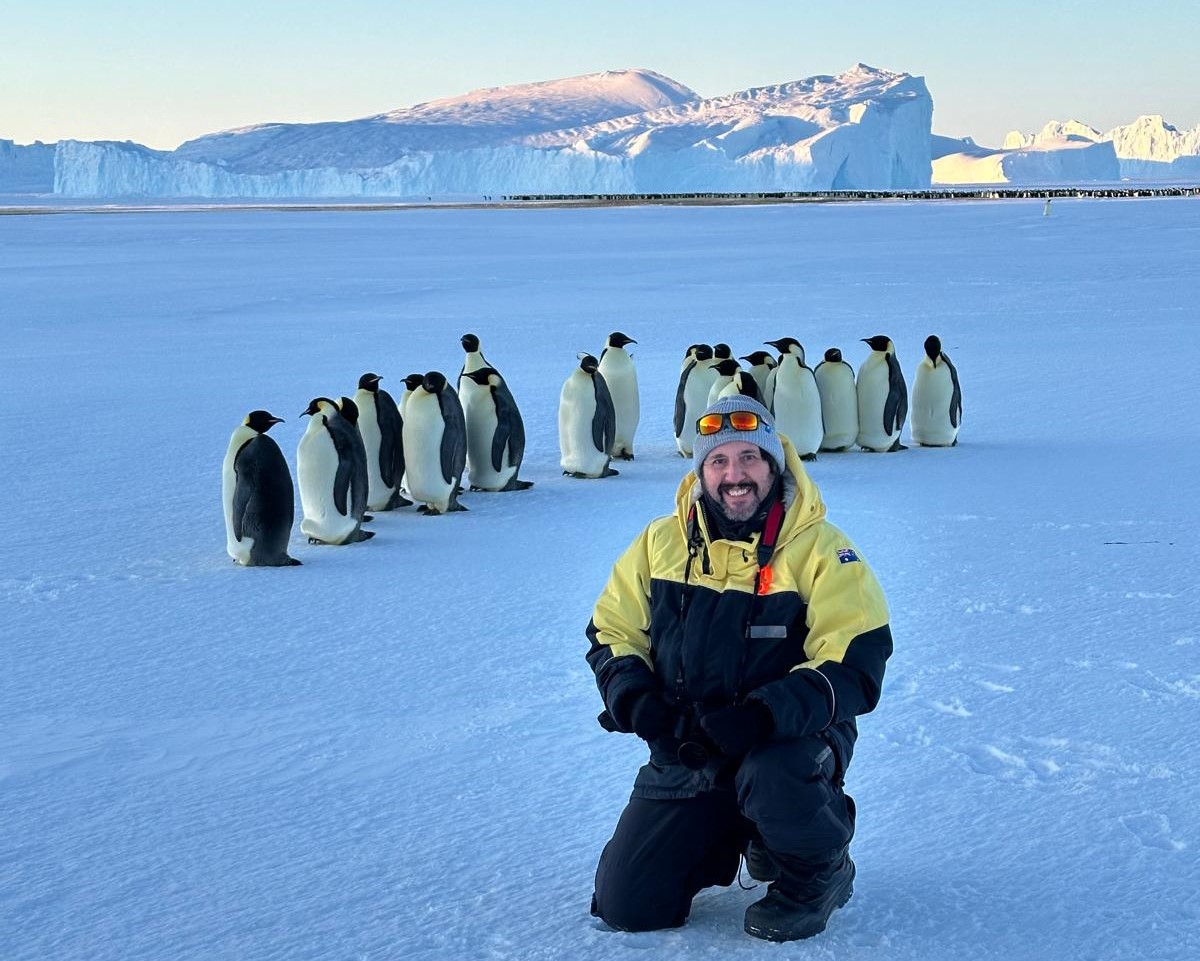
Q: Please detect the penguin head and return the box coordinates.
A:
[461,333,481,352]
[357,372,382,391]
[578,354,600,375]
[338,396,360,425]
[862,335,894,353]
[712,343,732,360]
[766,337,801,356]
[713,358,740,376]
[692,344,714,361]
[924,335,943,363]
[301,397,338,417]
[607,331,637,349]
[245,410,284,433]
[823,347,843,364]
[464,366,500,388]
[403,373,425,392]
[741,350,776,368]
[422,371,448,394]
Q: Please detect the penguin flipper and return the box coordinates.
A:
[592,372,617,455]
[673,361,694,438]
[946,355,963,428]
[883,352,908,434]
[322,416,355,517]
[437,388,468,486]
[231,440,256,543]
[492,382,525,472]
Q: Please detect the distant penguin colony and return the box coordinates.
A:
[222,328,960,566]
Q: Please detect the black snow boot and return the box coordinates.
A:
[743,847,855,942]
[744,838,779,883]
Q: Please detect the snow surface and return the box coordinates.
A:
[3,198,1199,961]
[47,65,933,197]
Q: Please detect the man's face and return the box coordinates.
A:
[700,440,775,522]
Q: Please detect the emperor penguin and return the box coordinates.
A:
[717,368,763,403]
[457,333,493,396]
[402,371,468,514]
[673,343,715,456]
[706,358,743,406]
[597,331,639,460]
[911,335,962,447]
[297,398,374,545]
[336,396,373,520]
[767,337,823,460]
[353,372,410,511]
[740,351,777,402]
[559,354,618,478]
[461,366,533,491]
[222,410,300,567]
[813,348,859,452]
[856,335,908,452]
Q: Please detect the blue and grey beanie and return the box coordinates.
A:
[693,395,786,476]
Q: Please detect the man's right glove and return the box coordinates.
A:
[627,691,677,742]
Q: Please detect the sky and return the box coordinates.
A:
[3,0,1198,150]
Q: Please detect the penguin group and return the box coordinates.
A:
[671,334,961,457]
[222,326,960,567]
[222,333,534,566]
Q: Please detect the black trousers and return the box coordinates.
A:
[592,735,855,932]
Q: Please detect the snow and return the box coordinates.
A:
[47,65,933,198]
[3,197,1199,961]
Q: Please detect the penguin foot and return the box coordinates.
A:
[417,505,438,515]
[614,452,635,461]
[308,536,329,545]
[383,490,412,510]
[800,452,818,462]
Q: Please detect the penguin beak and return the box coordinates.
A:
[271,416,285,425]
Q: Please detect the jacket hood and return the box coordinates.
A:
[673,434,827,548]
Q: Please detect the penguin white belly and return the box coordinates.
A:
[353,389,391,511]
[297,422,358,544]
[707,375,734,407]
[816,367,859,451]
[222,427,255,563]
[599,355,639,456]
[463,388,515,490]
[559,374,608,477]
[403,397,454,512]
[912,363,958,446]
[677,366,718,455]
[772,367,823,457]
[856,360,897,451]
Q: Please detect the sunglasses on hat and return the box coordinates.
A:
[696,410,763,435]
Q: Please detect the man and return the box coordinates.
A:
[586,394,892,941]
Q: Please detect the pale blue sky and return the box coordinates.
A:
[3,0,1196,149]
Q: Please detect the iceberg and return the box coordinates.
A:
[49,65,933,198]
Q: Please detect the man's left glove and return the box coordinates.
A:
[698,699,775,758]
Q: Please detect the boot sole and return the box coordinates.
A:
[744,880,854,942]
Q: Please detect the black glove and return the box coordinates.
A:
[628,691,677,742]
[698,699,774,758]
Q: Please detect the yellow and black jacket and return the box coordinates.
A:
[587,437,893,798]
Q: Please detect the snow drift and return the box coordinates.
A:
[49,65,934,198]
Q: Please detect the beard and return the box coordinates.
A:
[712,479,767,522]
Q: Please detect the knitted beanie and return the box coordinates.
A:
[693,395,785,476]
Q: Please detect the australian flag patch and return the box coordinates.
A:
[837,548,860,564]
